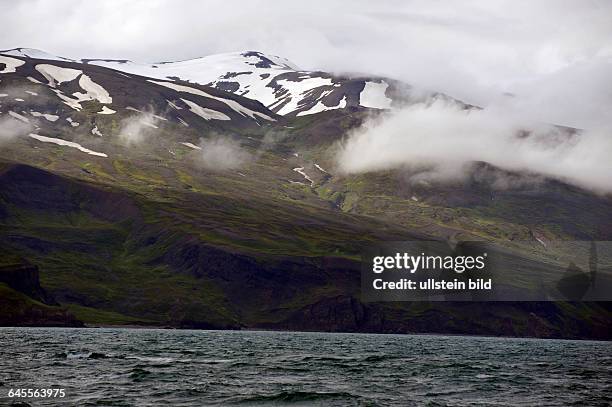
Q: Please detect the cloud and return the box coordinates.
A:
[196,136,250,171]
[0,1,610,129]
[117,109,160,146]
[336,100,612,193]
[0,115,32,143]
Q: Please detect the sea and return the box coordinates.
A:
[0,328,610,406]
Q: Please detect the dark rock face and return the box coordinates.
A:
[0,290,83,327]
[0,259,82,327]
[241,51,281,69]
[262,297,612,340]
[161,237,612,340]
[0,262,55,304]
[215,81,240,93]
[161,239,356,311]
[278,296,371,332]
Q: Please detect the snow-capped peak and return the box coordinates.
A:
[0,47,74,62]
[80,51,300,83]
[83,51,396,116]
[2,48,399,117]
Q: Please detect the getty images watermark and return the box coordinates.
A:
[361,241,612,302]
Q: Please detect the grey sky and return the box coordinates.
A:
[1,0,611,128]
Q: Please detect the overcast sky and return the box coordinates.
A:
[1,0,610,128]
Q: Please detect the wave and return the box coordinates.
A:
[234,390,358,404]
[54,351,110,359]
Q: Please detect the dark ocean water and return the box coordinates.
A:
[0,328,610,406]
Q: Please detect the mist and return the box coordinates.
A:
[0,115,32,144]
[196,137,250,171]
[336,100,612,193]
[117,109,160,146]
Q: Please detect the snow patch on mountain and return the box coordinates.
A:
[314,163,328,174]
[140,120,158,129]
[34,65,113,111]
[35,64,81,87]
[27,76,42,84]
[180,142,202,150]
[167,100,182,110]
[360,81,392,109]
[98,106,116,115]
[52,89,83,110]
[66,117,79,127]
[91,126,103,137]
[8,111,29,123]
[2,48,72,62]
[273,77,335,115]
[28,133,107,157]
[296,95,347,117]
[0,56,26,74]
[75,74,112,104]
[293,167,314,186]
[181,98,230,121]
[30,111,59,122]
[149,80,275,121]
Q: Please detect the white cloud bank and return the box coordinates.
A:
[336,101,612,193]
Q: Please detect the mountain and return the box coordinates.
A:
[0,49,610,338]
[0,49,278,127]
[4,48,416,117]
[83,50,411,116]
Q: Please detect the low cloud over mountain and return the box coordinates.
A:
[337,100,612,193]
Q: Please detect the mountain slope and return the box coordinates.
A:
[1,161,609,338]
[0,50,283,169]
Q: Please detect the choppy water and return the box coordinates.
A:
[0,328,610,406]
